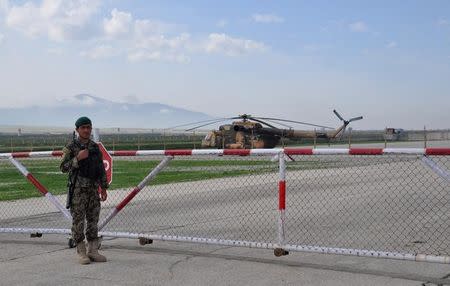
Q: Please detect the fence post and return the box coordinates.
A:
[274,151,289,257]
[424,126,427,148]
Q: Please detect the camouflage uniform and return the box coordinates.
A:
[60,139,108,244]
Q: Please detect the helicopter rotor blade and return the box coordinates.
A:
[167,118,231,129]
[184,118,232,131]
[333,110,345,122]
[348,116,363,122]
[247,117,278,129]
[255,117,334,129]
[258,118,293,129]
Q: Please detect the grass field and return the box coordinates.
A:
[0,158,325,201]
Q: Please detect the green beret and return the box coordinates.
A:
[75,116,92,128]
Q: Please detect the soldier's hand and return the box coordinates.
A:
[77,149,89,161]
[100,188,107,201]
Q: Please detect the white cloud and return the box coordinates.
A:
[386,41,397,48]
[159,108,171,114]
[252,14,284,23]
[103,8,132,38]
[217,19,227,28]
[129,18,191,63]
[205,33,267,56]
[128,50,190,63]
[129,32,191,63]
[349,21,368,32]
[63,94,97,106]
[47,47,63,55]
[134,19,175,36]
[81,45,118,59]
[0,0,8,13]
[251,13,284,23]
[6,0,100,41]
[437,18,449,26]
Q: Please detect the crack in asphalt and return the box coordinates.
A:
[422,273,450,286]
[168,256,192,278]
[1,246,67,262]
[107,244,450,286]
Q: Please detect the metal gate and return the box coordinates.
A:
[1,148,449,263]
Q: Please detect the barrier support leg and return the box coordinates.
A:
[8,157,72,221]
[275,151,289,257]
[421,155,450,182]
[98,156,173,231]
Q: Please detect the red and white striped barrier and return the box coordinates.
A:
[110,148,450,156]
[1,148,450,159]
[7,157,72,220]
[2,147,450,263]
[98,156,173,230]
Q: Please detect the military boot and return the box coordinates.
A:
[87,239,107,262]
[76,242,91,265]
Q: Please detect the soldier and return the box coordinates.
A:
[60,116,108,265]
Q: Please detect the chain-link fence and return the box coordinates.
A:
[2,127,450,153]
[0,148,449,263]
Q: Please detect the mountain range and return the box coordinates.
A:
[0,94,213,129]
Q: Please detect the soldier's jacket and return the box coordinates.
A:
[60,139,108,189]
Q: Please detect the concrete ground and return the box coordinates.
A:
[1,232,450,286]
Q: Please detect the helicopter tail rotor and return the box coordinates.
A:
[333,109,345,122]
[333,110,363,126]
[332,110,363,139]
[348,116,363,123]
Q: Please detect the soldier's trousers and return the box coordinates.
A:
[70,184,101,243]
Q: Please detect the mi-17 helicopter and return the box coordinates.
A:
[171,110,363,149]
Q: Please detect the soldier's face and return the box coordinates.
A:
[76,124,92,140]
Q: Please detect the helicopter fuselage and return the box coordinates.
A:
[199,110,362,149]
[202,121,281,149]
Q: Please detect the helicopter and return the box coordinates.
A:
[170,110,363,149]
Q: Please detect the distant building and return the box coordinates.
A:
[384,128,404,141]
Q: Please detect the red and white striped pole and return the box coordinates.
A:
[98,156,173,230]
[278,152,286,246]
[8,157,72,220]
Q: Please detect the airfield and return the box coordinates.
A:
[1,140,450,285]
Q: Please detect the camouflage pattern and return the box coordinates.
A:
[60,139,108,190]
[60,139,108,243]
[70,180,100,243]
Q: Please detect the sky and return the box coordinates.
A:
[0,0,449,129]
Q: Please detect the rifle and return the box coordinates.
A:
[66,131,83,209]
